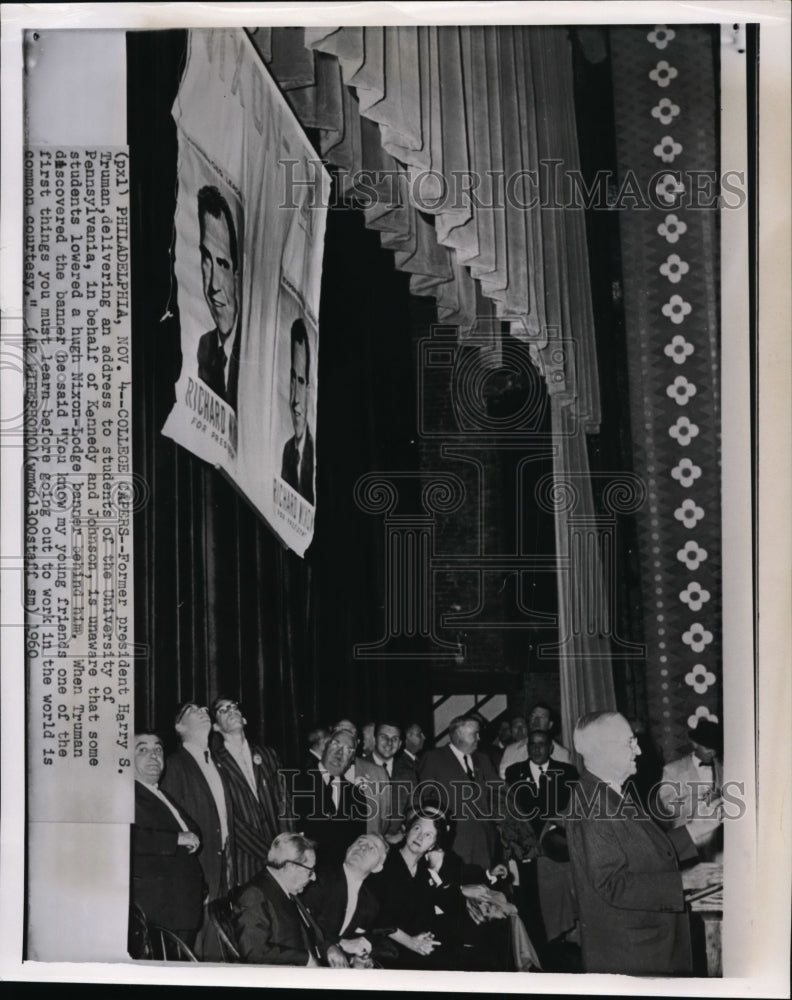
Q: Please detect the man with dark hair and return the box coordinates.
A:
[130,731,205,949]
[370,721,415,841]
[657,718,723,860]
[160,702,235,903]
[401,722,426,768]
[500,729,578,961]
[499,704,571,780]
[196,184,241,409]
[210,697,294,888]
[281,318,314,504]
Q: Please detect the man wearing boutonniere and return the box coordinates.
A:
[210,696,295,888]
[295,728,372,865]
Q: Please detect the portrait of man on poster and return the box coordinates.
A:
[196,184,242,410]
[281,317,315,504]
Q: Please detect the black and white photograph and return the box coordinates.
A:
[0,2,789,995]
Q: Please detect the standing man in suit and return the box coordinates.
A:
[417,716,506,875]
[499,704,572,780]
[161,702,234,902]
[401,722,426,770]
[302,833,389,967]
[501,729,578,959]
[210,697,294,888]
[196,185,241,410]
[565,711,722,975]
[232,832,347,966]
[131,732,205,948]
[370,721,416,842]
[657,719,723,860]
[305,724,331,769]
[281,318,314,504]
[295,728,372,864]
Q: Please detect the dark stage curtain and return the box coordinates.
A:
[128,32,434,763]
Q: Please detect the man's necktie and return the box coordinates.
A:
[216,337,228,390]
[464,755,475,780]
[698,761,715,790]
[292,895,325,965]
[204,750,210,764]
[331,775,341,812]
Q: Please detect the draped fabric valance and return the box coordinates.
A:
[249,25,601,434]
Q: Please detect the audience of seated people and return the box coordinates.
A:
[130,704,723,974]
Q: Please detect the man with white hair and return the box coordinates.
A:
[564,711,722,975]
[232,832,347,966]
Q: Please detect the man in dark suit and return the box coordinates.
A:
[294,728,371,865]
[501,729,578,959]
[196,185,241,410]
[130,732,205,948]
[400,722,426,771]
[210,697,295,889]
[161,702,235,901]
[232,833,347,966]
[280,318,314,504]
[417,715,506,875]
[302,833,389,967]
[565,711,722,975]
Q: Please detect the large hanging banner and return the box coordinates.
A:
[162,30,329,556]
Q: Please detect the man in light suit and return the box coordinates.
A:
[657,719,723,860]
[281,318,314,504]
[196,185,241,410]
[131,732,205,948]
[417,715,506,874]
[210,696,295,888]
[564,711,722,975]
[368,721,416,842]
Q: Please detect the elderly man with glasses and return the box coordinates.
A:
[564,711,722,975]
[210,696,295,888]
[294,728,374,865]
[232,832,347,966]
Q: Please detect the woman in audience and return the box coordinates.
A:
[368,807,513,970]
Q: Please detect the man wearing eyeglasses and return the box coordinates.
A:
[295,728,371,864]
[210,697,295,888]
[564,711,722,975]
[233,832,347,966]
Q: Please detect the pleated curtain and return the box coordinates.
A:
[248,25,617,744]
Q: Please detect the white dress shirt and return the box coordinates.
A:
[139,780,189,832]
[448,742,475,777]
[225,738,259,799]
[183,741,230,844]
